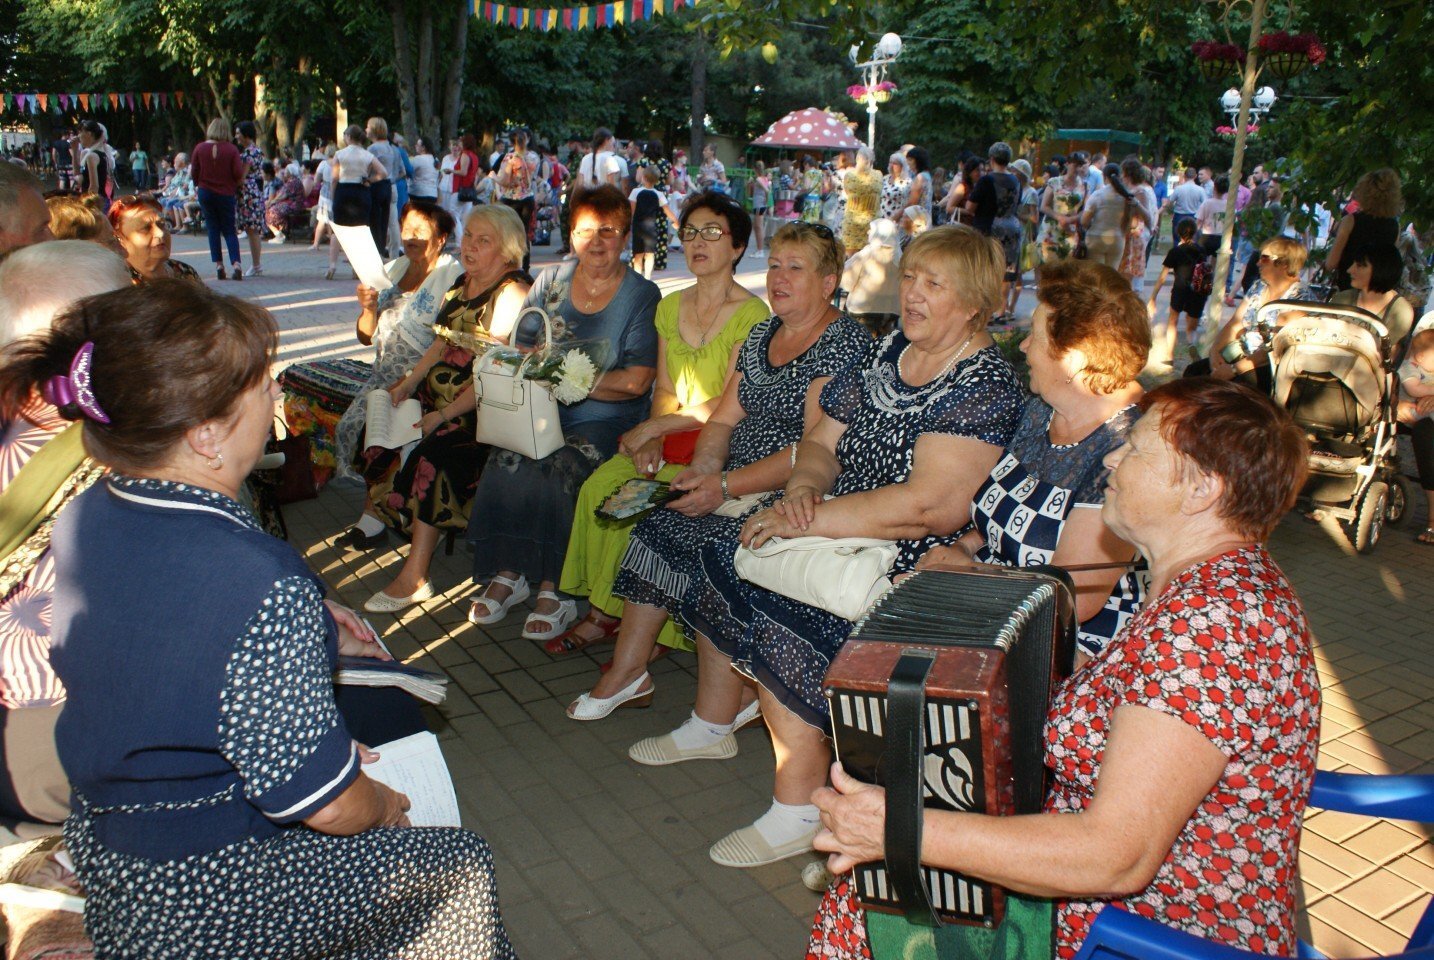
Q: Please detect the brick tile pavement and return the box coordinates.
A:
[178,229,1431,958]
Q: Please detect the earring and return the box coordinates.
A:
[207,452,224,470]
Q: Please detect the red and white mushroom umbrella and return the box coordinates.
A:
[751,108,864,151]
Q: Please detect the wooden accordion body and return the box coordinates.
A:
[823,565,1076,928]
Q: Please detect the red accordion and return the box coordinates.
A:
[823,565,1076,928]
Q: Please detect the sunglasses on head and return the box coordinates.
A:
[791,222,835,239]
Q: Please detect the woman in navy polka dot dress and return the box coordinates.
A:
[9,282,515,959]
[686,226,1024,869]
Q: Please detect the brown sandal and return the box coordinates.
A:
[544,612,620,655]
[1417,528,1434,546]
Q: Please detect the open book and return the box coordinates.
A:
[364,390,423,449]
[335,655,449,705]
[361,731,461,828]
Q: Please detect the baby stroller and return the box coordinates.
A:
[1264,300,1412,553]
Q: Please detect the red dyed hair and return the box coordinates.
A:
[1035,259,1151,394]
[107,193,164,233]
[1140,379,1308,540]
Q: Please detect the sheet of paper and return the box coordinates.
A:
[363,731,461,828]
[333,224,392,291]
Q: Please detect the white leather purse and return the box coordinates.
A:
[733,536,898,622]
[473,306,564,460]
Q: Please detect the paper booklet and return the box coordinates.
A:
[364,390,423,449]
[332,224,393,292]
[362,731,462,828]
[335,655,449,705]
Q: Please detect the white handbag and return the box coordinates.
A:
[473,306,564,460]
[732,536,898,622]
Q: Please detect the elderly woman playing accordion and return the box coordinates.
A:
[809,378,1318,960]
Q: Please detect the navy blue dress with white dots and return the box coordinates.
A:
[686,332,1024,728]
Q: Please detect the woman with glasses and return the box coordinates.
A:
[1186,236,1316,393]
[564,220,870,721]
[108,194,200,283]
[465,185,661,643]
[555,193,768,660]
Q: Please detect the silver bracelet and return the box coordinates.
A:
[720,471,731,500]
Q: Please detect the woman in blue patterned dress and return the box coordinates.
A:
[918,259,1150,665]
[566,222,870,723]
[6,281,514,959]
[687,225,1025,869]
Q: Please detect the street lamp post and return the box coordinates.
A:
[849,32,902,151]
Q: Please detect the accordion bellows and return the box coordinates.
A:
[824,565,1076,927]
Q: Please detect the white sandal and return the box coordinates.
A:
[467,574,530,625]
[567,671,654,721]
[521,591,578,641]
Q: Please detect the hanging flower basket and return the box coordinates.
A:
[1191,40,1246,80]
[1214,124,1261,142]
[1256,31,1326,79]
[847,81,897,106]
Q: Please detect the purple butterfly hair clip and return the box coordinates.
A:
[41,341,110,424]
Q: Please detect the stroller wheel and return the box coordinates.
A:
[1385,474,1414,529]
[1353,480,1388,554]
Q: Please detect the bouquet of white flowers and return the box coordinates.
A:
[432,323,609,406]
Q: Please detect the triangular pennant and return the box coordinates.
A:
[79,93,90,110]
[58,93,69,110]
[36,93,49,112]
[125,92,134,110]
[143,92,152,109]
[108,92,120,109]
[159,92,168,109]
[174,91,185,107]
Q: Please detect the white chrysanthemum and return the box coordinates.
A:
[553,350,598,404]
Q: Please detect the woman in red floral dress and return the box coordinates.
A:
[808,377,1320,959]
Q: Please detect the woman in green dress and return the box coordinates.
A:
[554,193,765,653]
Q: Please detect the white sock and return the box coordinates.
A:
[752,798,820,847]
[354,513,385,536]
[668,711,733,751]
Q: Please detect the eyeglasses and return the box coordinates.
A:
[572,225,624,240]
[678,224,731,242]
[789,222,835,240]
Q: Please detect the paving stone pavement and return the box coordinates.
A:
[174,229,1432,958]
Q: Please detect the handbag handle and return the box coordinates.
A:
[743,536,893,558]
[509,305,556,380]
[885,648,941,927]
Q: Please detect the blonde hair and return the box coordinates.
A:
[1352,168,1403,219]
[366,116,389,140]
[46,195,110,243]
[463,203,529,268]
[769,222,843,278]
[1260,236,1308,278]
[206,117,231,141]
[901,225,1004,329]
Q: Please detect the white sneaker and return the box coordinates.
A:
[245,266,264,278]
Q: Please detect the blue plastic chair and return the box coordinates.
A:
[1072,771,1434,960]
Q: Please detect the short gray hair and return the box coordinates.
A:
[0,163,44,237]
[0,240,132,345]
[462,204,529,268]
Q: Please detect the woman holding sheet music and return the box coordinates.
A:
[355,203,532,614]
[4,280,516,960]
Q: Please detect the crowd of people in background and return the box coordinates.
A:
[1,109,1433,960]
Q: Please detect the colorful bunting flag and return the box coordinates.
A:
[471,0,686,31]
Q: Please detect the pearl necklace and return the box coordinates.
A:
[898,330,977,385]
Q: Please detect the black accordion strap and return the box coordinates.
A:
[884,648,940,927]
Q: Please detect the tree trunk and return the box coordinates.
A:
[253,73,275,155]
[388,0,419,145]
[415,3,434,143]
[440,0,470,142]
[688,26,708,161]
[1200,0,1267,332]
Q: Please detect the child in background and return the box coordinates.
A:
[628,166,677,280]
[1147,218,1211,365]
[1399,329,1434,421]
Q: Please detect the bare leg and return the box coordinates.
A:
[247,230,262,270]
[692,632,756,725]
[588,602,667,699]
[381,519,439,597]
[762,687,831,805]
[481,570,524,603]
